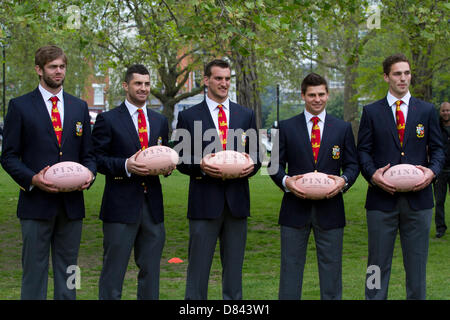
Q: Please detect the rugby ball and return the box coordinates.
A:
[44,161,91,192]
[295,172,336,200]
[202,150,254,179]
[383,164,424,192]
[135,146,179,175]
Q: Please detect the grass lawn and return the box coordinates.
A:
[0,167,448,300]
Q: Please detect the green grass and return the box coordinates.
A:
[0,167,448,300]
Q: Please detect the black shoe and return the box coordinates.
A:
[436,231,446,238]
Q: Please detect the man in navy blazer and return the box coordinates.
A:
[357,54,444,300]
[1,45,96,299]
[175,59,261,300]
[270,73,359,300]
[92,64,169,300]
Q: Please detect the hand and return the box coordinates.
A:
[200,154,222,178]
[78,170,94,191]
[240,153,254,178]
[126,149,150,176]
[412,165,435,192]
[326,175,346,199]
[371,164,396,195]
[31,166,59,193]
[164,165,176,177]
[285,175,307,199]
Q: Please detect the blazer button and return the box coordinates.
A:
[59,152,63,156]
[401,152,405,156]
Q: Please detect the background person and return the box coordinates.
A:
[433,101,450,238]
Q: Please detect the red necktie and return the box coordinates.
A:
[311,116,320,163]
[50,96,62,146]
[395,100,405,147]
[137,108,148,149]
[218,104,228,150]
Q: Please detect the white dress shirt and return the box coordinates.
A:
[124,99,150,176]
[125,99,150,140]
[282,109,327,190]
[387,90,411,123]
[39,84,64,127]
[205,95,230,135]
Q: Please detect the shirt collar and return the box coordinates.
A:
[39,84,63,103]
[125,99,147,116]
[387,90,411,107]
[205,95,229,112]
[304,108,326,123]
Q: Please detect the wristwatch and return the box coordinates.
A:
[340,175,349,193]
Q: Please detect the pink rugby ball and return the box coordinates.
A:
[383,164,424,192]
[135,146,179,176]
[203,150,254,179]
[44,161,91,192]
[295,172,336,200]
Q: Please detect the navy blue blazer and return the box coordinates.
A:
[270,112,359,230]
[0,88,96,220]
[175,100,261,219]
[91,103,169,224]
[357,96,444,211]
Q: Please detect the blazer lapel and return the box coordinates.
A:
[201,100,217,131]
[61,92,74,148]
[317,114,332,164]
[118,103,142,150]
[31,88,59,146]
[298,113,316,167]
[403,97,419,147]
[228,102,237,130]
[147,108,161,146]
[381,98,401,148]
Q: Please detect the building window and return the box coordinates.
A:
[92,84,105,105]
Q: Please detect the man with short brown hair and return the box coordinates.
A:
[357,54,444,299]
[1,45,95,299]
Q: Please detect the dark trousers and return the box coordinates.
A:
[185,206,247,300]
[433,171,449,233]
[365,196,432,300]
[20,209,82,300]
[98,200,165,300]
[278,207,344,300]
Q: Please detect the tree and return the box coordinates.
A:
[0,0,92,116]
[84,0,208,131]
[382,0,450,102]
[295,0,378,138]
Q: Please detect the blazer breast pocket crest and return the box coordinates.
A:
[332,145,340,160]
[75,122,83,136]
[416,124,424,138]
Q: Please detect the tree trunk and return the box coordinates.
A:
[231,51,262,129]
[410,44,433,101]
[343,63,360,140]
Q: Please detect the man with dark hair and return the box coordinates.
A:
[269,72,359,300]
[357,54,444,299]
[433,101,450,238]
[176,58,261,300]
[92,64,169,300]
[1,45,96,300]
